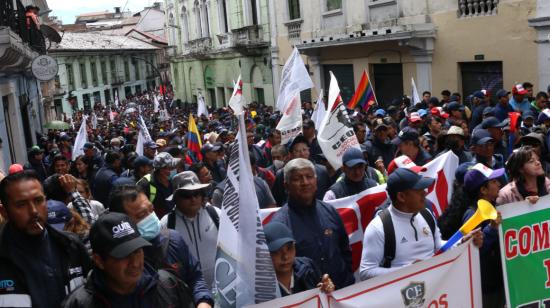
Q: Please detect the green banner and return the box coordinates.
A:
[498,195,550,308]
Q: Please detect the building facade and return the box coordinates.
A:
[0,0,50,171]
[165,0,274,107]
[49,32,161,116]
[272,0,543,106]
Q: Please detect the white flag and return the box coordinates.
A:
[109,109,115,123]
[276,47,314,112]
[214,113,280,307]
[411,77,421,105]
[317,72,360,170]
[72,116,88,161]
[138,116,152,141]
[70,116,75,130]
[136,129,145,156]
[197,93,209,117]
[91,113,98,129]
[276,94,303,144]
[154,95,160,113]
[228,75,245,115]
[114,89,119,108]
[311,89,326,130]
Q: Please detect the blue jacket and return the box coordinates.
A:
[272,163,332,206]
[271,199,355,289]
[280,257,322,297]
[92,165,119,206]
[144,229,213,306]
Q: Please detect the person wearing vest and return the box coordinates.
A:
[108,185,214,307]
[0,170,91,308]
[359,168,484,280]
[160,171,220,289]
[62,212,195,308]
[323,148,378,201]
[137,152,180,218]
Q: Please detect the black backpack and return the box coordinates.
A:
[166,206,219,230]
[378,208,436,268]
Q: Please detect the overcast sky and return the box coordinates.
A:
[47,0,155,24]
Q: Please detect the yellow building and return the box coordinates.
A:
[271,0,548,105]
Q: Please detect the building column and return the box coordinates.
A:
[529,0,550,91]
[308,55,322,90]
[407,37,434,93]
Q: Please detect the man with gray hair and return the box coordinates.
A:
[270,158,354,290]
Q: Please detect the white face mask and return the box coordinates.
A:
[273,160,285,170]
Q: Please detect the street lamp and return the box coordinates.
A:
[130,56,165,100]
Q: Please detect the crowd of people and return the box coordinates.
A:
[0,81,549,307]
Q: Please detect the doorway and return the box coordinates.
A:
[372,63,403,107]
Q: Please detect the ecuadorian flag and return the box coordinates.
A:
[187,114,203,162]
[347,70,377,111]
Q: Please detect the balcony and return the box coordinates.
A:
[232,25,266,47]
[458,0,499,18]
[284,19,303,42]
[184,37,212,58]
[165,45,176,60]
[216,33,234,49]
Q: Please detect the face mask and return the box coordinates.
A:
[137,212,161,241]
[169,169,178,180]
[273,160,285,170]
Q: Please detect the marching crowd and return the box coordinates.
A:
[0,81,549,307]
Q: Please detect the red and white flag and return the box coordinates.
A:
[229,75,245,115]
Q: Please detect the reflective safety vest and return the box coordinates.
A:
[143,174,157,203]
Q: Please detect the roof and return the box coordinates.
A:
[76,11,111,17]
[126,28,167,44]
[120,16,140,26]
[51,32,159,51]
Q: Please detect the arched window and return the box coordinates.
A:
[168,13,177,46]
[194,1,202,39]
[180,6,189,44]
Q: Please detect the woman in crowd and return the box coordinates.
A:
[68,179,106,217]
[497,146,550,204]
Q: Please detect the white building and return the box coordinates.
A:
[48,32,161,116]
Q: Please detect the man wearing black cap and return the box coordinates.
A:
[493,89,512,122]
[62,212,194,307]
[323,147,378,201]
[469,91,488,132]
[0,171,91,308]
[271,135,331,206]
[93,151,122,206]
[470,129,504,170]
[364,118,396,168]
[201,143,227,185]
[24,146,48,181]
[392,127,432,166]
[143,141,158,160]
[481,117,508,160]
[359,168,483,280]
[83,142,105,171]
[302,119,323,160]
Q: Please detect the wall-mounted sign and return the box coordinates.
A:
[31,55,58,81]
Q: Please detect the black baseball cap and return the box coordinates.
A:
[386,168,435,197]
[481,117,506,129]
[392,127,419,145]
[90,212,151,258]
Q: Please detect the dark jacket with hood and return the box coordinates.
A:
[280,257,322,297]
[61,265,194,308]
[329,176,378,199]
[92,164,119,206]
[0,223,91,308]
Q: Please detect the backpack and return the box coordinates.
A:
[379,208,436,268]
[166,206,219,230]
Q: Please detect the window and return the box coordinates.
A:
[251,0,258,25]
[194,2,202,38]
[110,59,116,81]
[91,61,98,87]
[124,59,130,81]
[66,64,75,91]
[220,0,228,32]
[288,0,300,20]
[326,0,341,11]
[101,61,108,83]
[181,6,190,43]
[135,60,140,80]
[79,62,87,88]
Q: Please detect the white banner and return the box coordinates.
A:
[72,116,88,161]
[154,95,160,113]
[317,72,360,170]
[311,89,326,130]
[229,75,245,115]
[276,94,303,145]
[214,114,280,307]
[276,47,314,112]
[247,241,482,308]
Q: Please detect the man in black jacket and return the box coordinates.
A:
[0,170,91,308]
[62,212,194,308]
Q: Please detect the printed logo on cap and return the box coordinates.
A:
[112,221,135,239]
[471,163,494,178]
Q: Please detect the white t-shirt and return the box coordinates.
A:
[359,205,444,280]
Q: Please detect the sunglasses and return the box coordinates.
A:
[176,191,204,199]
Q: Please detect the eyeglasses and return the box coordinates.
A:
[176,191,204,199]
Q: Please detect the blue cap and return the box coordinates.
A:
[450,94,460,102]
[144,140,158,149]
[47,200,72,231]
[374,109,386,117]
[464,163,505,193]
[264,222,295,252]
[418,109,428,117]
[481,117,506,129]
[473,91,485,99]
[133,156,153,168]
[446,101,464,112]
[455,162,475,185]
[496,89,510,99]
[482,107,494,117]
[471,129,494,145]
[342,147,366,167]
[522,110,535,120]
[537,110,550,125]
[286,134,308,152]
[386,168,435,196]
[83,142,94,150]
[392,127,419,145]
